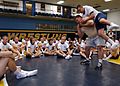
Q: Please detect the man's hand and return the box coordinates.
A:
[81,18,87,24]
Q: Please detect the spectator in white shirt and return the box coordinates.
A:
[26,37,41,58]
[56,36,72,60]
[0,36,21,59]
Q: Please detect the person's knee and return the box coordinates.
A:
[85,47,91,51]
[97,46,104,51]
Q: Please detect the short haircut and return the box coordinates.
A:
[74,15,82,20]
[76,4,82,9]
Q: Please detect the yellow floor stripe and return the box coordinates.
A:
[107,56,120,65]
[0,80,4,86]
[0,77,8,86]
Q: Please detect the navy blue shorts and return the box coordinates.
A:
[94,13,107,31]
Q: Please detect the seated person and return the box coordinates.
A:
[0,51,38,80]
[73,38,80,55]
[56,36,72,60]
[44,39,56,56]
[0,36,21,60]
[26,37,40,58]
[104,46,119,60]
[11,37,23,60]
[39,37,47,54]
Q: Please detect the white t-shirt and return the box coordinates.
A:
[80,40,86,48]
[83,5,100,19]
[0,42,13,50]
[46,43,55,50]
[57,42,69,51]
[11,41,22,46]
[27,43,37,53]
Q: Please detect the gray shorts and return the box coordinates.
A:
[86,36,105,48]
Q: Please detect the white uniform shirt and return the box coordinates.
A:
[46,43,55,50]
[83,5,100,19]
[11,41,22,46]
[27,42,37,53]
[57,42,69,51]
[0,42,13,50]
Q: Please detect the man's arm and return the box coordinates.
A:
[81,12,95,23]
[79,20,94,27]
[10,48,20,57]
[77,24,84,38]
[85,12,95,21]
[0,51,14,59]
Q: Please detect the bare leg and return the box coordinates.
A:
[99,18,111,25]
[0,58,9,77]
[7,58,17,72]
[85,46,91,60]
[98,29,109,41]
[96,46,104,68]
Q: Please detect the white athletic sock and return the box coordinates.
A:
[98,59,103,67]
[86,58,90,61]
[104,54,106,58]
[108,38,114,45]
[105,54,112,60]
[98,59,103,63]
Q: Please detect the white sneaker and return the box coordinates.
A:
[109,22,120,30]
[21,69,38,77]
[111,43,118,49]
[16,72,27,79]
[65,55,70,60]
[63,54,66,57]
[32,55,35,58]
[69,56,72,58]
[16,69,38,79]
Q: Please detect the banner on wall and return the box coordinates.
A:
[0,30,75,40]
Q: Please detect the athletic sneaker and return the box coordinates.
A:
[16,69,38,79]
[16,72,27,79]
[108,22,120,30]
[21,69,38,77]
[80,60,90,65]
[65,55,72,60]
[95,63,102,70]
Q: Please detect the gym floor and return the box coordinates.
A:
[7,55,120,86]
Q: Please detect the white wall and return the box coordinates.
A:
[107,11,120,26]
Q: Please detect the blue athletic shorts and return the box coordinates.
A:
[94,13,107,31]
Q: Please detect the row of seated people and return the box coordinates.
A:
[0,35,120,61]
[0,8,23,14]
[35,12,74,18]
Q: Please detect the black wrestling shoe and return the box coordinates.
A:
[95,63,103,70]
[80,60,90,65]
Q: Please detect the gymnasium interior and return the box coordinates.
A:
[0,0,120,86]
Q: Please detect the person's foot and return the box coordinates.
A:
[16,69,38,79]
[21,69,38,77]
[109,22,120,30]
[95,62,102,70]
[80,60,90,65]
[65,55,71,60]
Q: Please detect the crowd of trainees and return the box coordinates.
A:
[0,35,119,61]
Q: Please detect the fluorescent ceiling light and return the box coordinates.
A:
[104,0,112,2]
[102,9,110,12]
[57,0,64,4]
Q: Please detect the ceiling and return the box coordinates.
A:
[34,0,120,12]
[2,0,120,12]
